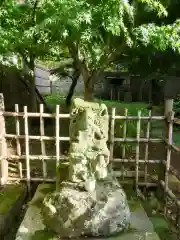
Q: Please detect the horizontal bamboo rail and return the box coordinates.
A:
[114,116,165,120]
[2,135,164,143]
[114,170,145,178]
[174,118,180,125]
[0,155,68,160]
[160,180,180,208]
[164,138,180,153]
[5,155,160,163]
[113,158,161,164]
[162,160,180,182]
[2,111,70,118]
[0,135,69,141]
[8,177,157,187]
[114,137,163,143]
[2,111,167,121]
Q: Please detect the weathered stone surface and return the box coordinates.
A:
[68,98,110,190]
[42,179,130,237]
[41,98,130,237]
[15,184,160,240]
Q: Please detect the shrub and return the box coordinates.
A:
[174,101,180,116]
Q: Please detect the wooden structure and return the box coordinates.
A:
[0,94,180,237]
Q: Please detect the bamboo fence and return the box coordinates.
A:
[0,94,180,235]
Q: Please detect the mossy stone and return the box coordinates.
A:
[31,229,56,240]
[0,184,26,215]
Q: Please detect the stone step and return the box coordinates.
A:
[15,183,161,240]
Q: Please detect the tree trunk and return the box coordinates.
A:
[22,57,37,112]
[30,65,37,112]
[84,76,95,101]
[66,70,80,106]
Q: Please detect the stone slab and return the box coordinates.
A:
[15,184,160,240]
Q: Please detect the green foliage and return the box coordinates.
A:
[31,229,56,240]
[174,101,180,115]
[1,0,180,76]
[44,95,66,109]
[174,95,180,116]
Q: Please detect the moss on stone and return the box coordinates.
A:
[0,184,26,215]
[30,229,57,240]
[128,199,142,212]
[29,184,55,208]
[39,184,55,195]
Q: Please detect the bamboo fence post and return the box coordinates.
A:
[122,108,128,180]
[24,106,30,192]
[164,111,174,215]
[144,110,151,189]
[158,102,173,195]
[135,110,141,194]
[15,104,22,178]
[109,108,115,162]
[56,105,60,190]
[0,94,8,185]
[40,104,47,179]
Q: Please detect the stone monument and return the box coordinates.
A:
[42,98,131,238]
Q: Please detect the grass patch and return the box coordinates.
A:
[0,184,25,215]
[45,94,66,107]
[96,99,148,115]
[44,94,148,115]
[150,216,176,240]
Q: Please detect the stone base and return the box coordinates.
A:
[15,184,160,240]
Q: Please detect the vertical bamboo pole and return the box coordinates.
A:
[135,110,141,194]
[144,110,151,189]
[0,94,8,185]
[40,104,47,179]
[15,104,22,178]
[24,106,30,192]
[56,105,60,190]
[110,108,115,162]
[157,100,173,198]
[122,108,128,180]
[164,111,174,215]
